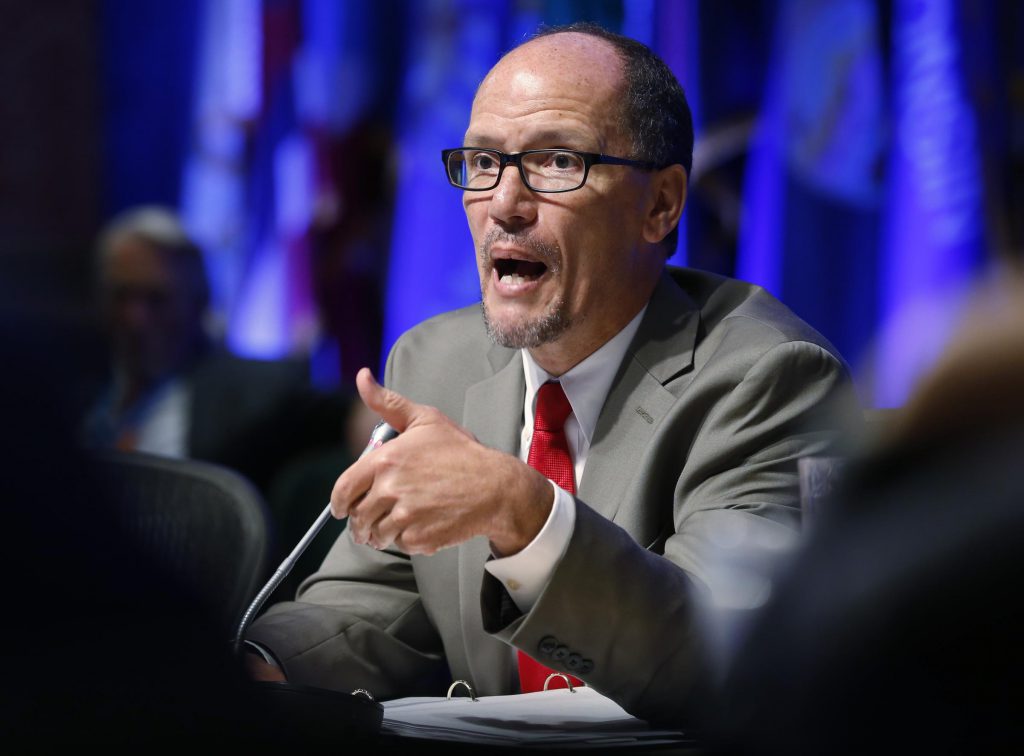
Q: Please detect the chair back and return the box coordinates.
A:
[94,450,270,633]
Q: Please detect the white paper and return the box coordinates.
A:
[380,686,689,748]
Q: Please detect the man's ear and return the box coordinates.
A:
[642,164,687,245]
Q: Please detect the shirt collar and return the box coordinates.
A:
[522,304,648,444]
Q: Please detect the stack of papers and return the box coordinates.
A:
[381,686,691,749]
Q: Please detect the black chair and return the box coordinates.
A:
[93,450,270,634]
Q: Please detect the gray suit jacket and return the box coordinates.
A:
[249,267,858,723]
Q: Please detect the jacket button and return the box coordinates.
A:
[538,636,558,656]
[579,659,594,675]
[566,653,582,671]
[552,645,569,661]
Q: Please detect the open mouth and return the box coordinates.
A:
[494,258,547,285]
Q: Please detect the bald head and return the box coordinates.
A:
[483,23,694,254]
[482,31,626,106]
[471,33,632,159]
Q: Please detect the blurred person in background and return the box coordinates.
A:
[80,207,371,603]
[81,206,349,495]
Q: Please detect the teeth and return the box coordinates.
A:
[500,273,528,284]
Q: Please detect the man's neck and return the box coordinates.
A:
[528,302,649,377]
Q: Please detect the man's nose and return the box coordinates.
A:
[487,163,537,230]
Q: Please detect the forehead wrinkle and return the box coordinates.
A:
[464,114,609,152]
[476,64,617,113]
[469,88,621,154]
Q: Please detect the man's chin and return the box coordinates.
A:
[480,299,571,350]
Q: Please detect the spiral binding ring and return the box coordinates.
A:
[543,673,576,693]
[446,679,478,701]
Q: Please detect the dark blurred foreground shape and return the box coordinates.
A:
[715,278,1024,755]
[0,252,387,752]
[0,273,253,748]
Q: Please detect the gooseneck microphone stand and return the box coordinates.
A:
[232,421,399,657]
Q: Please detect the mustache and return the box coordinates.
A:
[481,229,560,271]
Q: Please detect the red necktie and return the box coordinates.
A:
[517,381,584,693]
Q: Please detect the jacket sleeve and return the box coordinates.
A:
[248,531,449,698]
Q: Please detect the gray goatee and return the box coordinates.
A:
[478,231,571,349]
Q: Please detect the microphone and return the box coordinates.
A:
[232,420,399,656]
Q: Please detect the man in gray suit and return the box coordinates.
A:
[246,24,857,724]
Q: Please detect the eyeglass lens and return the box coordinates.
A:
[447,150,586,191]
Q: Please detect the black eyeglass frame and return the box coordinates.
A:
[440,148,659,193]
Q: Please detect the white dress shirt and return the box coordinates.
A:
[132,378,191,457]
[484,305,648,613]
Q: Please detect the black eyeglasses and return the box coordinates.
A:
[441,148,658,193]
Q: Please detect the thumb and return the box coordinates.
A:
[355,367,423,433]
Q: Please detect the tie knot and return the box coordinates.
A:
[534,382,572,432]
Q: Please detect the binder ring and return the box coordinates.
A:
[351,688,375,701]
[543,673,576,693]
[446,679,478,701]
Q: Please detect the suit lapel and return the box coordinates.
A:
[456,346,523,693]
[462,345,524,453]
[578,272,700,524]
